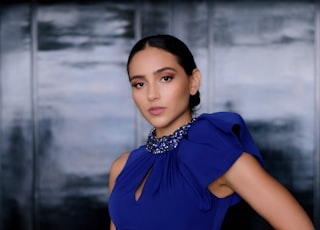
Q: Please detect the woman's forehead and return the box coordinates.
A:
[128,47,180,74]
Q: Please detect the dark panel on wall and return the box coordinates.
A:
[211,0,315,225]
[0,4,34,230]
[35,2,136,230]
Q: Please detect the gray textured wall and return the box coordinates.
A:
[0,0,319,229]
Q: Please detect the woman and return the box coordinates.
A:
[108,34,314,230]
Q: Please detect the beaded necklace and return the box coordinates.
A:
[146,118,196,154]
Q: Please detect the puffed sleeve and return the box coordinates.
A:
[179,112,264,191]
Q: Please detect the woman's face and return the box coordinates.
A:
[128,46,200,137]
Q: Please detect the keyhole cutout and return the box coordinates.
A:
[135,168,152,201]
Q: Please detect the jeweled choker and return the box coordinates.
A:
[146,118,196,154]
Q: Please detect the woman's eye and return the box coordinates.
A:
[161,76,173,82]
[132,82,144,88]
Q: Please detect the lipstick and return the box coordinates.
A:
[148,107,165,116]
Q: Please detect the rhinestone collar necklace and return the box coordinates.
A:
[146,118,196,154]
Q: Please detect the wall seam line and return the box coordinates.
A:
[314,0,320,228]
[30,1,39,230]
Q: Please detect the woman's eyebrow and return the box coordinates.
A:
[129,67,177,82]
[153,67,176,74]
[129,75,144,82]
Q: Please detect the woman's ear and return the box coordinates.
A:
[189,68,201,95]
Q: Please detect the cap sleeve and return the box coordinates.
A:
[179,112,264,189]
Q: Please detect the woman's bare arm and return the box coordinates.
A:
[108,152,130,230]
[219,152,314,230]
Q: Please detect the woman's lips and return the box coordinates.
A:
[148,107,165,116]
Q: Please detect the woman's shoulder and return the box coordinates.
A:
[112,152,130,167]
[198,112,244,123]
[110,152,130,180]
[108,151,130,193]
[191,112,245,135]
[110,145,146,176]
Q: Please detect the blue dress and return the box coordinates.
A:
[108,112,264,230]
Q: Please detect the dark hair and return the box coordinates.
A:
[127,34,201,114]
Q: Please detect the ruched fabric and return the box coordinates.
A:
[108,112,264,230]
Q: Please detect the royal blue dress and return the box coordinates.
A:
[108,112,264,230]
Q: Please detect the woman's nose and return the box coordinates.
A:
[147,83,160,101]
